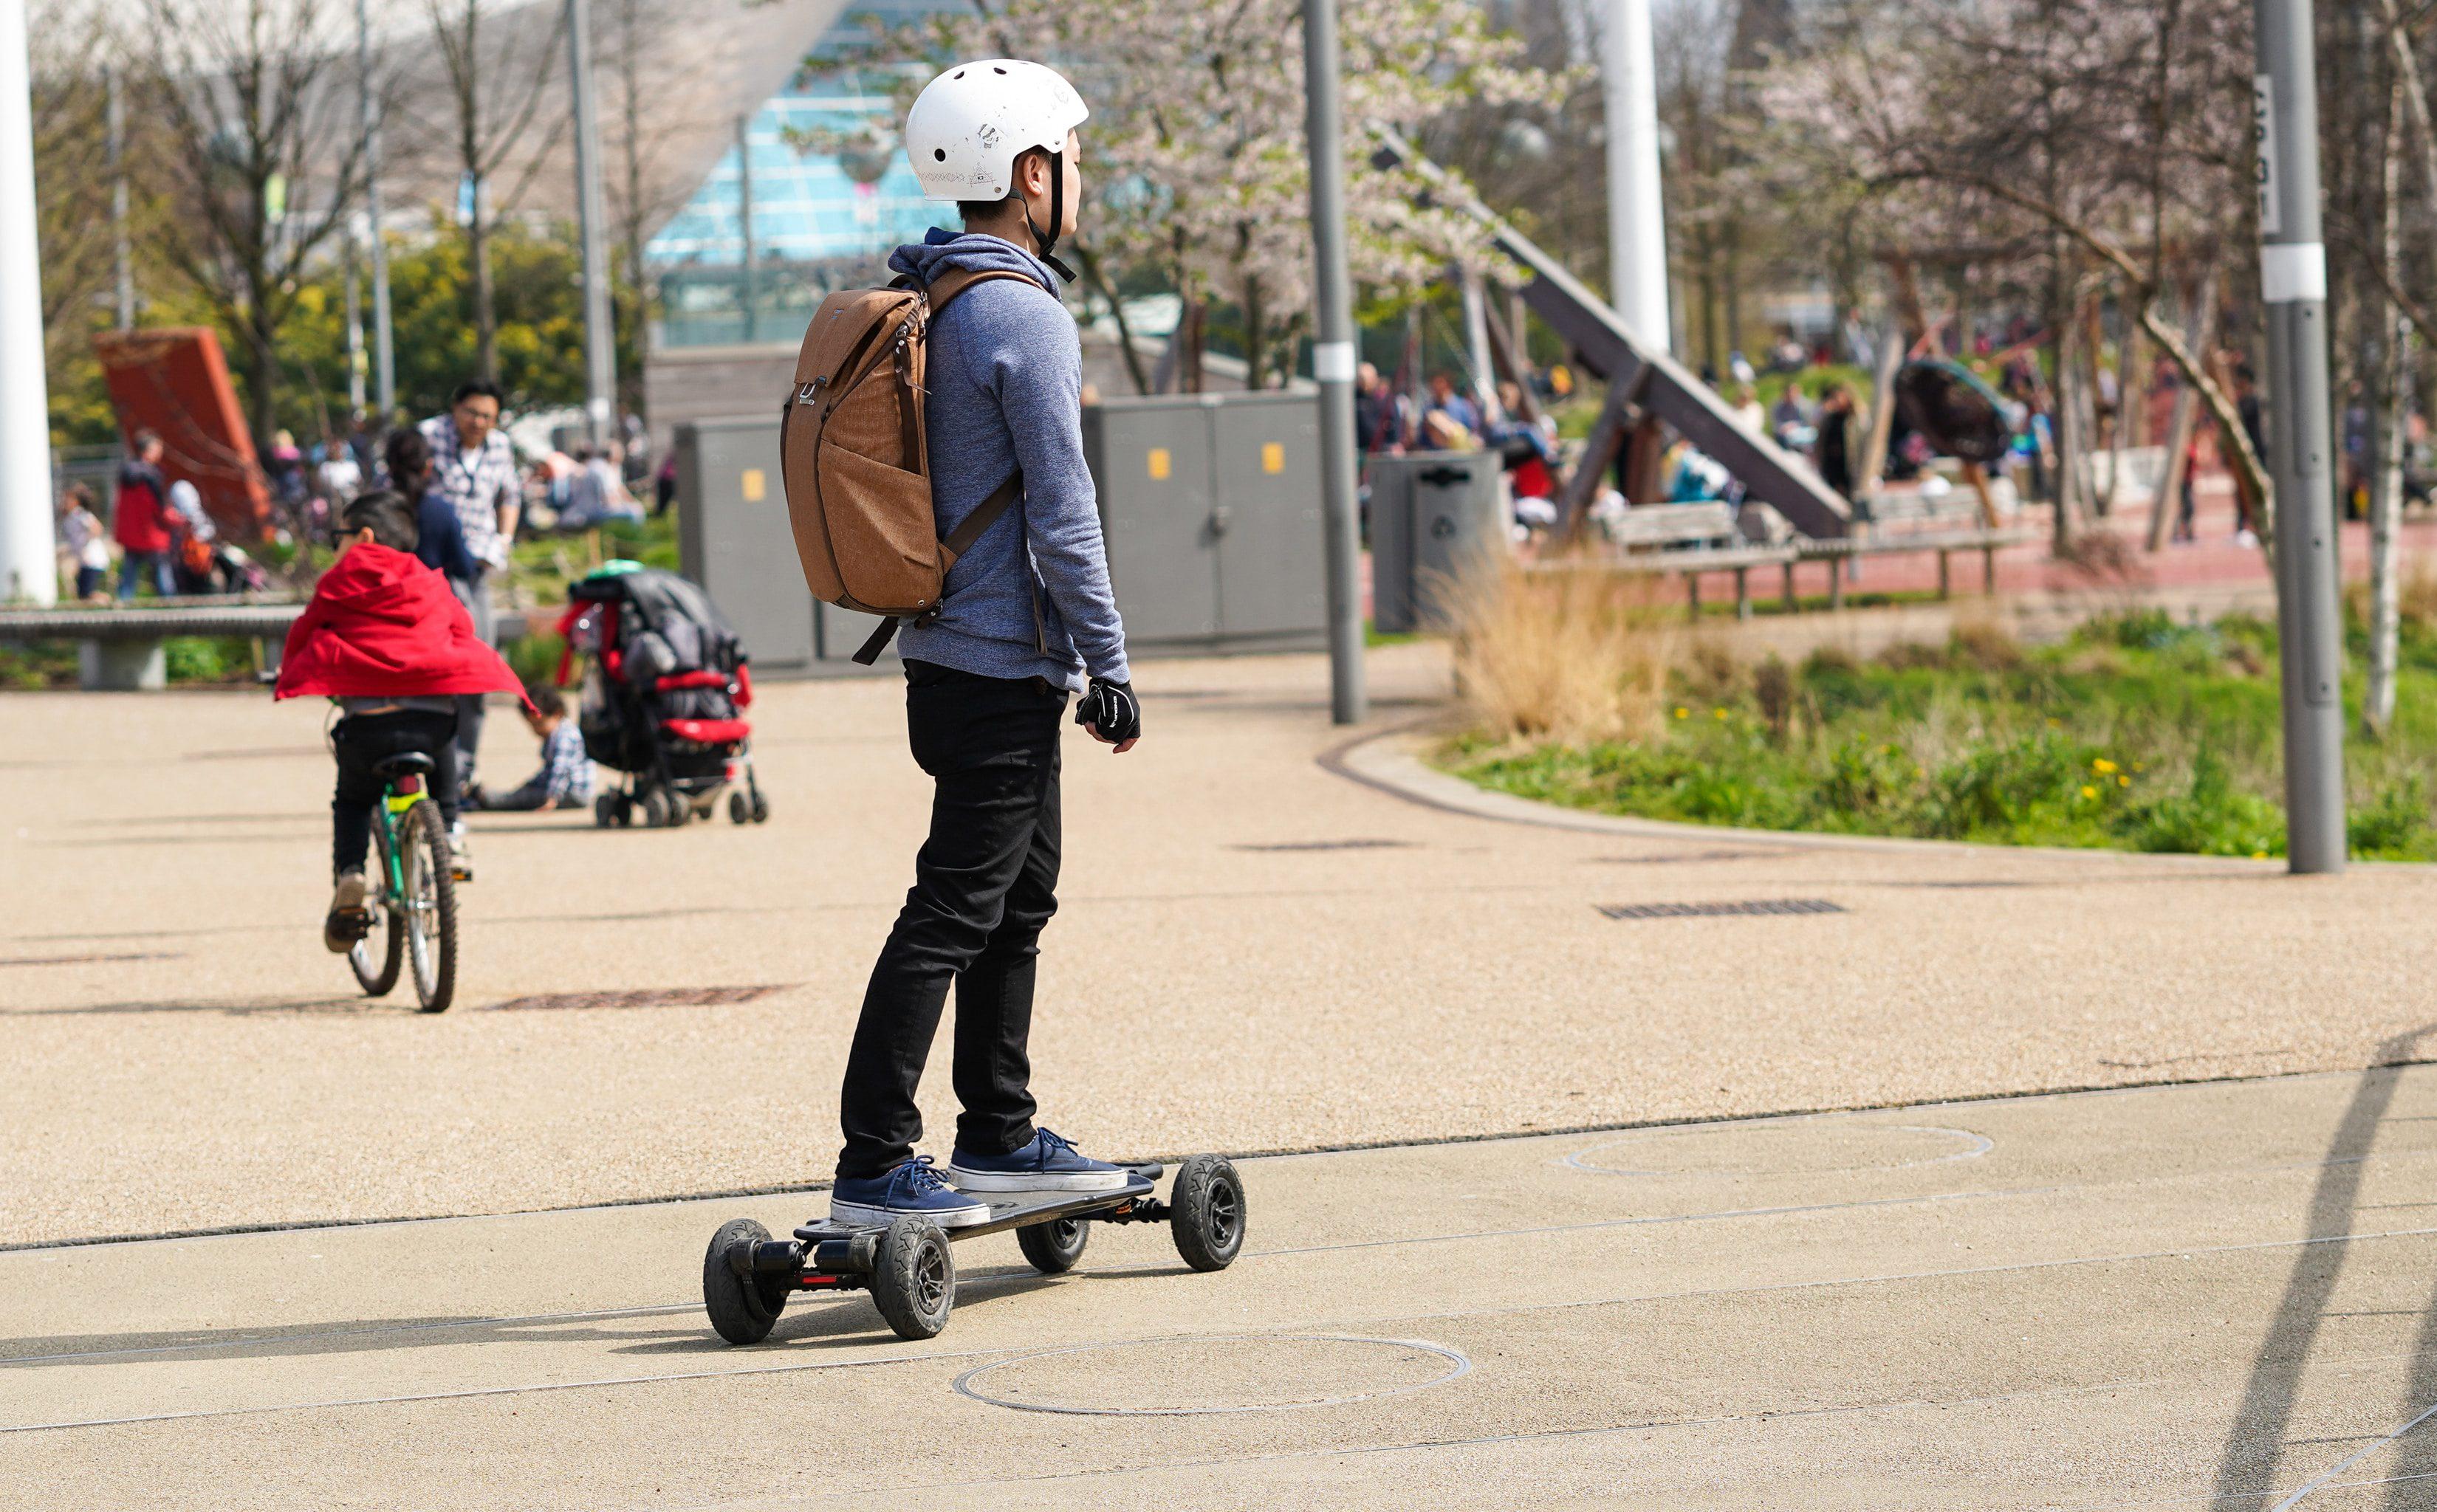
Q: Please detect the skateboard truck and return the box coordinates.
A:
[702,1156,1245,1344]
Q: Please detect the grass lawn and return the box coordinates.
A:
[1442,610,2437,862]
[501,509,680,606]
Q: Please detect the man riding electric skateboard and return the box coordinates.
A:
[827,60,1143,1230]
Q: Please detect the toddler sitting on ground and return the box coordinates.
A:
[473,684,593,812]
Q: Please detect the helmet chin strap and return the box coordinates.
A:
[1021,150,1076,283]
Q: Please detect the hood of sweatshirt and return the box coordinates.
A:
[887,227,1061,296]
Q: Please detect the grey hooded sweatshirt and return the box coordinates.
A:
[884,229,1129,691]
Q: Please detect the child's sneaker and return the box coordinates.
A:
[948,1128,1127,1193]
[323,870,370,953]
[829,1155,990,1229]
[448,822,473,882]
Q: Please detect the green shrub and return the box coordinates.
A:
[2350,777,2431,856]
[1442,610,2437,862]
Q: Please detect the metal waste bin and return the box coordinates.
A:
[1368,450,1505,633]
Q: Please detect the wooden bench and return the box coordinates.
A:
[1785,482,2038,610]
[1539,502,1798,619]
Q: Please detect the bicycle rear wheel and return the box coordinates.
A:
[348,822,403,998]
[402,801,459,1012]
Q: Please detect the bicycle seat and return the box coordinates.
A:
[372,752,436,781]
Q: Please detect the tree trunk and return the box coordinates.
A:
[1180,297,1206,396]
[2368,86,2407,738]
[1241,272,1264,391]
[1076,245,1151,396]
[620,0,646,420]
[2047,281,2078,549]
[469,178,498,383]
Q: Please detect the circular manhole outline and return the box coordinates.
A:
[1562,1121,1993,1177]
[950,1333,1472,1418]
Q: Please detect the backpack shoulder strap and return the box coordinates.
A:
[941,472,1022,561]
[925,267,1046,317]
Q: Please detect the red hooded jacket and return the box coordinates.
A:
[274,543,528,704]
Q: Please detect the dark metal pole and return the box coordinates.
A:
[568,0,617,447]
[2253,0,2347,873]
[1303,0,1365,725]
[736,114,755,346]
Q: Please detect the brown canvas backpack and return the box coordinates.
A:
[779,267,1039,664]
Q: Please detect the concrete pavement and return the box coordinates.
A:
[10,1069,2437,1508]
[1,643,2431,1246]
[5,642,2436,1505]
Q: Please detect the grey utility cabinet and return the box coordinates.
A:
[679,391,1329,676]
[1083,391,1326,652]
[1368,450,1507,633]
[675,416,898,672]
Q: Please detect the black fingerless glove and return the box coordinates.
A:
[1074,676,1140,743]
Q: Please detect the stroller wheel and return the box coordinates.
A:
[729,791,750,825]
[594,794,617,829]
[640,789,673,828]
[751,794,770,824]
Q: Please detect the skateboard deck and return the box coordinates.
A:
[793,1164,1162,1245]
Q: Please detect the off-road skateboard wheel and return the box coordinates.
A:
[1015,1216,1090,1275]
[870,1217,954,1340]
[703,1217,789,1345]
[1168,1155,1245,1272]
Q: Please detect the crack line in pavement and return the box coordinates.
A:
[0,1342,1012,1434]
[1558,1122,1995,1176]
[654,1373,2175,1510]
[16,1135,2393,1371]
[7,1071,2436,1254]
[2267,1395,2437,1509]
[947,1334,1471,1416]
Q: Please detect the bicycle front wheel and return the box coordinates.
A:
[402,800,459,1013]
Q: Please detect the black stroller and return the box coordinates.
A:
[556,564,770,828]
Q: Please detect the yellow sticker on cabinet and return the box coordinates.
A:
[1261,441,1285,474]
[740,468,766,502]
[1147,447,1171,481]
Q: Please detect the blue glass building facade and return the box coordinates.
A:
[647,1,960,348]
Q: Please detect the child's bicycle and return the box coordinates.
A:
[341,752,458,1013]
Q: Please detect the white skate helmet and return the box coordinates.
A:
[904,59,1088,202]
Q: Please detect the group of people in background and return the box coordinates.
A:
[52,428,264,601]
[1354,360,1566,534]
[52,392,665,611]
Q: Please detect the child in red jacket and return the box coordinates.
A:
[275,490,526,951]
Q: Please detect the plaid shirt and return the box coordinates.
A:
[538,720,592,802]
[417,415,518,571]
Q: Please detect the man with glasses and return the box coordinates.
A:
[417,380,522,815]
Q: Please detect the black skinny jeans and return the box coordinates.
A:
[331,709,462,876]
[837,661,1065,1180]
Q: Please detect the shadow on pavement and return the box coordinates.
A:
[2210,1025,2437,1510]
[0,1307,700,1370]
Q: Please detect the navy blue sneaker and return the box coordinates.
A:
[948,1128,1127,1193]
[829,1155,990,1228]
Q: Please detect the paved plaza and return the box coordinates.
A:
[4,642,2435,1505]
